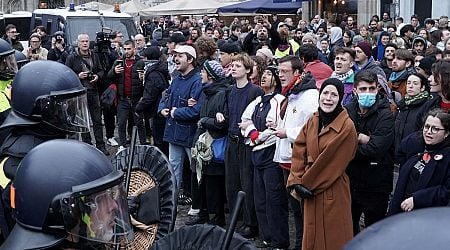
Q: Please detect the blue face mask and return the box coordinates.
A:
[358,93,377,108]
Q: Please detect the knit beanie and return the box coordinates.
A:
[302,33,316,44]
[356,41,372,58]
[143,46,161,60]
[203,60,225,81]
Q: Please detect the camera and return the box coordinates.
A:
[94,28,112,53]
[55,36,63,43]
[31,49,37,54]
[87,72,95,81]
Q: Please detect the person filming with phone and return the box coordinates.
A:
[23,33,48,61]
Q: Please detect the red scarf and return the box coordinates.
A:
[281,73,301,96]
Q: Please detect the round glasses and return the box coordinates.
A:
[423,124,446,134]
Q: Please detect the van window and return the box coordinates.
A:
[65,17,102,45]
[103,17,137,40]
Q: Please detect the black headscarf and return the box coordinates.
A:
[265,64,282,93]
[318,78,345,129]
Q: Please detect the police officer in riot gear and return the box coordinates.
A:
[0,40,18,146]
[0,60,90,238]
[0,139,133,249]
[13,50,29,70]
[0,60,90,180]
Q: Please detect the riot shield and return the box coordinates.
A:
[112,145,177,249]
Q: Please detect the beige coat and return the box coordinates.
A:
[287,109,357,250]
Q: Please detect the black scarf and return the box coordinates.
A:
[425,136,450,152]
[318,78,344,130]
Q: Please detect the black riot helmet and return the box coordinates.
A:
[0,38,17,78]
[0,140,133,249]
[13,49,29,70]
[0,60,91,133]
[0,38,14,57]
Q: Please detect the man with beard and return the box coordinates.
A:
[388,49,414,99]
[66,33,108,155]
[243,22,279,56]
[187,27,202,44]
[158,45,203,194]
[108,40,146,150]
[380,43,398,79]
[331,47,356,105]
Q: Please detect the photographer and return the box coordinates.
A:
[65,33,109,155]
[23,33,48,61]
[47,31,68,64]
[94,30,120,147]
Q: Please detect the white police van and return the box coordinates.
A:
[32,4,137,47]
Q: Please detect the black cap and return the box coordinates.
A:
[143,46,161,60]
[218,41,241,54]
[168,32,185,44]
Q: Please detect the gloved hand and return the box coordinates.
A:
[293,184,314,199]
[127,195,140,218]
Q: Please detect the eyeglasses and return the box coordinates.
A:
[30,40,40,43]
[423,124,446,134]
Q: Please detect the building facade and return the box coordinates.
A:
[301,0,446,27]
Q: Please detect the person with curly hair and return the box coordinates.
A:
[194,36,217,68]
[250,55,266,85]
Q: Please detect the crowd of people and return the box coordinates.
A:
[0,10,448,250]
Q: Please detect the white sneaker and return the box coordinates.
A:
[188,207,200,216]
[106,137,119,147]
[118,146,126,152]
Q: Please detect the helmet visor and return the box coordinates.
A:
[41,91,91,133]
[1,54,18,75]
[61,181,133,245]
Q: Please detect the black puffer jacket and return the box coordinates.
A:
[107,55,145,100]
[345,95,395,193]
[394,94,431,153]
[135,61,169,117]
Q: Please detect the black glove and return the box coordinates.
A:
[293,184,314,199]
[127,195,140,218]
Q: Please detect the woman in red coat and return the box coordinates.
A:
[287,78,358,250]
